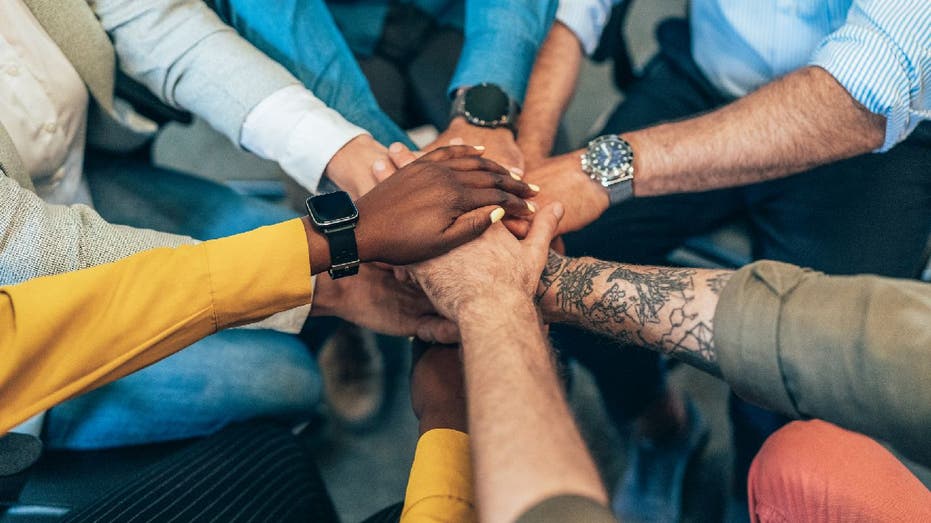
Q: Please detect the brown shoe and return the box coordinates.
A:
[317,323,386,429]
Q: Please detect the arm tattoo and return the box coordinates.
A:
[543,259,731,378]
[706,272,731,295]
[537,251,571,301]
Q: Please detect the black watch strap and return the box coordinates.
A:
[324,224,359,279]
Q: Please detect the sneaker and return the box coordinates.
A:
[317,324,386,430]
[613,399,710,522]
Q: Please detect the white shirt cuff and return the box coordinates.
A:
[556,0,618,56]
[241,85,369,193]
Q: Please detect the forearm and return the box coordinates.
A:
[0,220,314,434]
[459,294,606,523]
[517,22,584,167]
[627,66,886,196]
[539,253,730,377]
[94,0,299,142]
[450,0,557,101]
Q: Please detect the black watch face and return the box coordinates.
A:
[307,191,358,227]
[464,84,510,123]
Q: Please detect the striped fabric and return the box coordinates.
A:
[64,422,339,523]
[558,0,931,152]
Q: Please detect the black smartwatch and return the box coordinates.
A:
[450,83,520,135]
[305,191,360,279]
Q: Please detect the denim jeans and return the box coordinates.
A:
[43,153,323,450]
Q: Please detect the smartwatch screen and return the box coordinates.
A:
[465,84,510,122]
[308,192,358,226]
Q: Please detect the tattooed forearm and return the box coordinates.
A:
[537,251,571,301]
[540,258,732,378]
[706,271,732,295]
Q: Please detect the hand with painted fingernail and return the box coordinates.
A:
[407,202,565,322]
[353,145,539,266]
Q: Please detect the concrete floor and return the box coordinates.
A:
[152,1,747,521]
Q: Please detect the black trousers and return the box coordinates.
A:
[552,19,931,485]
[64,423,340,523]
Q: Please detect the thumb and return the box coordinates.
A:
[524,202,564,252]
[443,205,504,246]
[388,142,420,168]
[372,158,396,182]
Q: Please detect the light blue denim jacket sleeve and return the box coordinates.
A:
[809,0,931,152]
[449,0,558,103]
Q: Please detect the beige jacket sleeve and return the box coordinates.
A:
[90,0,301,143]
[715,260,931,468]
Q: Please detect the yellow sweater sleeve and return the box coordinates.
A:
[0,219,312,435]
[401,429,476,523]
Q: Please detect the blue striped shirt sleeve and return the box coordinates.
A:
[809,0,931,152]
[555,0,620,56]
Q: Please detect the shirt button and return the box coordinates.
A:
[44,122,58,133]
[5,65,19,76]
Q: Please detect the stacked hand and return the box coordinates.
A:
[311,264,458,344]
[521,151,609,236]
[351,145,538,266]
[324,134,388,199]
[425,117,525,173]
[407,202,564,326]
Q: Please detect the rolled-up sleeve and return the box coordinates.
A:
[555,0,619,56]
[449,0,558,103]
[809,0,931,151]
[714,261,931,467]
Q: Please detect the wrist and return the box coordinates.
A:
[301,216,332,275]
[447,116,515,139]
[458,290,536,330]
[309,271,346,317]
[418,408,468,435]
[569,149,612,211]
[324,134,377,191]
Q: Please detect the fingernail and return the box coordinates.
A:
[372,159,386,172]
[389,142,404,153]
[449,137,465,146]
[510,167,524,176]
[489,207,505,223]
[528,183,541,193]
[473,145,486,151]
[526,201,537,213]
[510,171,522,181]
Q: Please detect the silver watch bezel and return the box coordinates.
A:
[580,135,635,188]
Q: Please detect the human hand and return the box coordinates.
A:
[324,134,387,199]
[354,145,538,266]
[410,342,467,434]
[517,150,609,236]
[311,264,459,343]
[425,117,524,173]
[408,202,564,322]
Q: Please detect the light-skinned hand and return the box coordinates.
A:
[408,202,565,326]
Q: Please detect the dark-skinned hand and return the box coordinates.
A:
[353,145,538,266]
